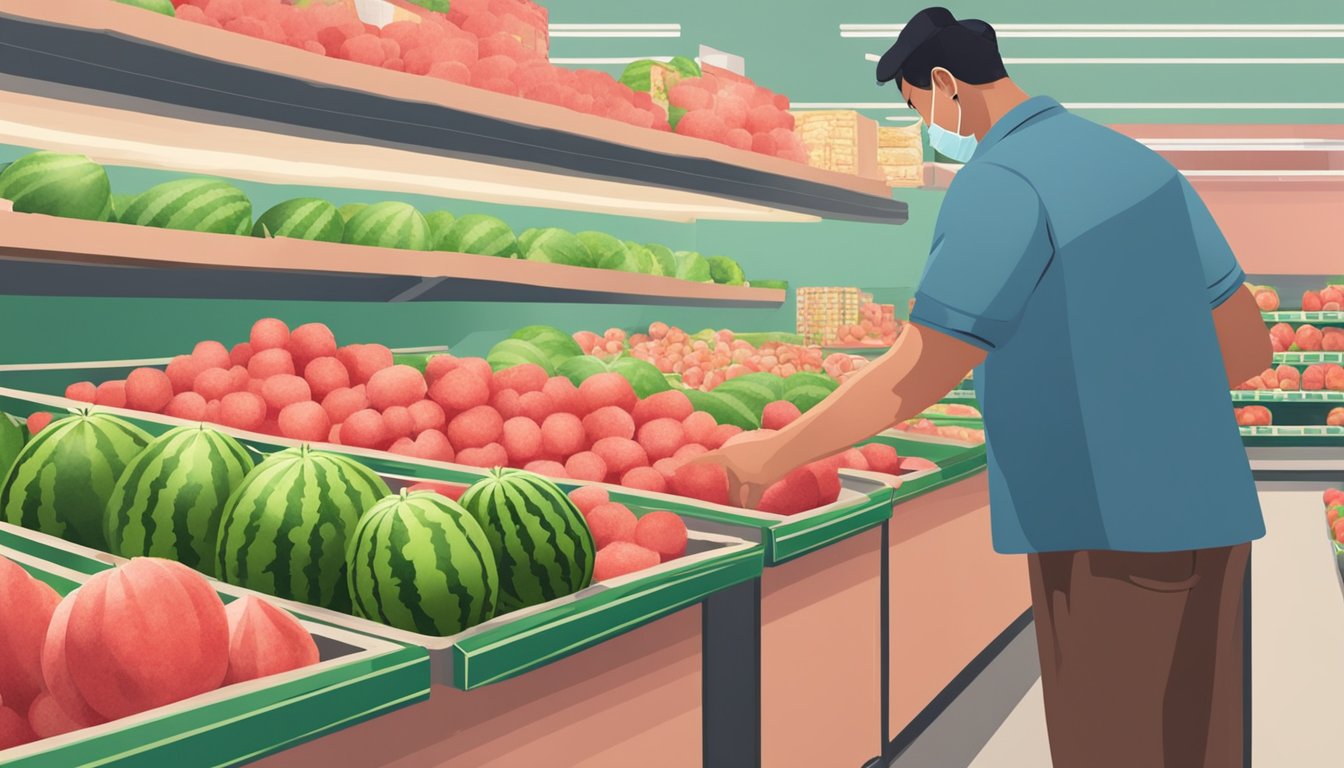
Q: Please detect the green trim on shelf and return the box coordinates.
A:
[1240,425,1344,446]
[860,434,988,502]
[940,389,979,406]
[1262,311,1344,326]
[451,542,761,689]
[1273,352,1344,366]
[1230,390,1344,403]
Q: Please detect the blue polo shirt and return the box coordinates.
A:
[910,96,1265,555]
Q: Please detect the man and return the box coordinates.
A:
[696,7,1269,767]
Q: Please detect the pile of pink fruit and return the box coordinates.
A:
[575,323,868,391]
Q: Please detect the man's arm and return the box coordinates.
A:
[698,325,985,508]
[1214,285,1273,388]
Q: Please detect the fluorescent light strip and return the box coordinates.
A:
[852,103,1344,114]
[842,23,1344,31]
[1181,170,1344,177]
[550,57,674,65]
[1139,139,1344,151]
[863,53,1344,64]
[549,24,681,31]
[845,30,1344,38]
[549,31,681,38]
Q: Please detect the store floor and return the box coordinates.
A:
[889,484,1343,768]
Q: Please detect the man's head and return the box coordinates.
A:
[876,7,1010,140]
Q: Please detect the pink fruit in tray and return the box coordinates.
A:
[164,391,208,421]
[1328,407,1344,427]
[859,443,901,475]
[593,542,661,582]
[636,418,686,462]
[705,423,742,449]
[1259,367,1280,390]
[1322,287,1344,306]
[593,437,649,481]
[24,412,54,435]
[681,410,716,445]
[898,456,940,473]
[1295,325,1324,352]
[336,344,394,386]
[541,412,586,457]
[0,705,36,750]
[493,363,548,395]
[1325,329,1344,352]
[580,373,637,414]
[456,442,507,468]
[586,502,638,549]
[303,356,351,401]
[1303,364,1326,391]
[249,318,290,352]
[1303,291,1323,311]
[261,374,311,414]
[671,462,730,506]
[381,406,414,442]
[218,391,267,432]
[125,367,174,413]
[222,596,319,686]
[0,556,60,713]
[569,485,610,516]
[193,340,231,371]
[634,511,688,562]
[501,416,543,463]
[448,405,504,450]
[564,451,608,482]
[517,391,554,423]
[622,465,668,493]
[1253,289,1279,311]
[490,388,523,420]
[278,401,331,442]
[761,400,802,430]
[431,366,491,411]
[407,399,446,433]
[165,354,207,395]
[64,381,96,403]
[542,377,583,416]
[757,467,822,515]
[248,348,296,380]
[1326,488,1344,506]
[95,380,127,408]
[320,386,367,425]
[27,691,89,739]
[40,594,105,732]
[65,558,229,721]
[1276,365,1301,390]
[367,365,427,410]
[342,408,388,449]
[523,459,568,478]
[1326,365,1344,391]
[583,405,636,443]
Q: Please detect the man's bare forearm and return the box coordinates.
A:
[767,324,985,471]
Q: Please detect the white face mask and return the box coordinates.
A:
[926,72,979,162]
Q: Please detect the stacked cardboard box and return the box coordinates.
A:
[878,123,924,188]
[791,111,882,180]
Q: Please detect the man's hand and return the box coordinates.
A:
[691,429,784,509]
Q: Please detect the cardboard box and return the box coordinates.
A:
[792,110,882,180]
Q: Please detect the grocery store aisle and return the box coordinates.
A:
[893,484,1344,768]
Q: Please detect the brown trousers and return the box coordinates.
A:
[1028,544,1250,768]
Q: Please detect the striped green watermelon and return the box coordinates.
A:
[104,425,254,577]
[337,203,367,222]
[343,202,432,251]
[120,178,252,235]
[625,242,663,276]
[668,107,688,131]
[578,232,634,272]
[114,0,176,15]
[674,251,713,283]
[425,210,455,249]
[458,469,594,612]
[522,228,594,268]
[252,198,344,242]
[556,355,610,386]
[0,152,113,222]
[215,445,390,613]
[645,243,679,277]
[683,389,760,430]
[619,59,674,93]
[0,413,26,482]
[784,372,838,412]
[346,489,499,635]
[110,193,137,223]
[440,214,517,258]
[510,325,583,369]
[707,255,746,286]
[667,56,701,79]
[716,372,785,402]
[609,356,671,398]
[486,339,554,374]
[1,412,150,549]
[748,279,789,291]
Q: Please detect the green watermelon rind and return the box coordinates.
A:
[522,228,595,268]
[115,0,176,15]
[0,412,151,550]
[337,203,367,222]
[346,490,499,636]
[442,214,518,258]
[619,59,674,93]
[707,255,746,286]
[343,201,432,251]
[667,56,702,80]
[252,197,345,242]
[424,210,457,249]
[458,469,595,613]
[556,356,611,386]
[683,389,760,430]
[104,424,254,577]
[215,446,390,613]
[0,413,27,486]
[674,251,714,283]
[510,326,584,368]
[783,372,839,412]
[0,152,114,223]
[715,372,786,400]
[486,339,556,375]
[121,178,253,235]
[609,356,672,399]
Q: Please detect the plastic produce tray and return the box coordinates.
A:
[1240,426,1344,447]
[860,431,988,501]
[1273,352,1344,367]
[0,546,428,768]
[0,388,763,690]
[940,389,979,407]
[1262,311,1344,327]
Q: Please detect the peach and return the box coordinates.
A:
[1269,323,1295,350]
[1294,325,1323,352]
[1303,365,1326,391]
[1303,291,1323,311]
[1327,407,1344,427]
[1326,365,1344,391]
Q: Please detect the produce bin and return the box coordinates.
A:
[0,546,429,768]
[940,388,979,407]
[1241,425,1344,447]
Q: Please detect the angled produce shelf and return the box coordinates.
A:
[1263,311,1344,327]
[1231,391,1344,404]
[0,211,786,306]
[1275,352,1344,366]
[0,1,907,225]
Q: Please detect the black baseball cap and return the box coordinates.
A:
[876,7,998,86]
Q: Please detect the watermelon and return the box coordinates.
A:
[458,469,594,612]
[784,372,839,412]
[668,107,688,131]
[252,198,344,242]
[486,339,555,375]
[0,152,113,222]
[0,413,24,482]
[522,228,594,268]
[667,56,701,80]
[440,214,517,258]
[619,59,674,93]
[556,356,610,386]
[215,445,390,613]
[114,0,175,14]
[707,255,746,286]
[403,0,449,12]
[120,178,252,235]
[645,243,679,277]
[749,279,789,291]
[624,242,662,275]
[674,251,713,283]
[104,425,254,577]
[110,193,137,224]
[511,326,583,369]
[609,356,672,398]
[0,412,150,549]
[343,202,432,251]
[683,389,760,430]
[716,372,785,401]
[346,489,499,635]
[425,211,456,249]
[337,203,367,222]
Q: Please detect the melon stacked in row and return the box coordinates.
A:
[1326,488,1344,544]
[1235,361,1344,391]
[1267,323,1344,353]
[1300,284,1344,312]
[0,408,690,640]
[0,553,317,751]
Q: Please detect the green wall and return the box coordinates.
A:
[0,145,937,363]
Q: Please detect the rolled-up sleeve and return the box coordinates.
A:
[910,163,1054,351]
[1179,175,1245,308]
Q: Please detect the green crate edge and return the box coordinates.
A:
[1,557,429,768]
[452,542,761,689]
